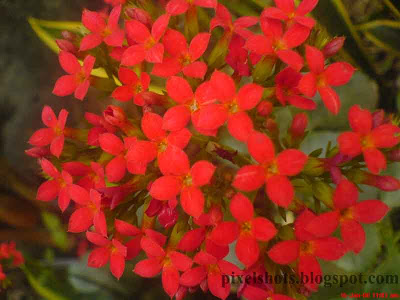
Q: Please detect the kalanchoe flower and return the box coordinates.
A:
[28,106,68,158]
[152,30,211,79]
[268,209,347,291]
[209,193,277,267]
[62,161,106,190]
[53,51,95,100]
[180,251,242,300]
[262,0,319,29]
[134,233,192,298]
[112,68,151,105]
[166,0,217,15]
[149,160,216,218]
[36,158,73,212]
[298,46,355,114]
[80,5,124,51]
[122,14,170,65]
[338,105,400,173]
[208,70,264,142]
[305,180,389,253]
[233,131,308,208]
[246,19,311,71]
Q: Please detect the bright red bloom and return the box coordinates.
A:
[122,14,170,65]
[180,251,242,300]
[275,68,316,110]
[86,219,141,279]
[298,46,355,114]
[152,30,210,79]
[126,112,192,176]
[233,131,308,208]
[28,106,68,158]
[53,51,95,100]
[268,209,347,291]
[99,133,144,182]
[149,160,216,218]
[262,0,319,29]
[85,112,116,146]
[62,161,106,190]
[209,193,277,267]
[211,4,258,38]
[68,187,107,237]
[246,19,310,71]
[338,105,400,174]
[36,158,73,212]
[80,5,124,51]
[166,0,217,15]
[145,198,179,229]
[305,180,389,253]
[134,233,192,298]
[112,68,151,105]
[0,242,25,267]
[209,71,264,142]
[226,34,251,76]
[162,76,227,136]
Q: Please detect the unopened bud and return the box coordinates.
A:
[158,205,178,229]
[125,7,153,28]
[360,172,400,191]
[290,113,308,138]
[103,105,127,127]
[257,101,273,116]
[61,30,76,41]
[303,157,325,176]
[25,147,51,158]
[372,109,385,128]
[312,181,334,208]
[322,37,345,58]
[55,39,77,54]
[175,286,188,300]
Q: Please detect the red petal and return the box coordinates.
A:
[134,258,162,278]
[266,175,294,208]
[234,16,259,28]
[178,228,206,252]
[80,33,103,51]
[93,211,107,237]
[99,133,124,155]
[354,200,389,224]
[104,28,124,48]
[294,16,316,28]
[162,106,191,131]
[268,240,300,264]
[115,219,141,236]
[237,84,264,111]
[245,34,274,55]
[37,180,59,202]
[247,131,275,164]
[68,184,90,205]
[180,186,205,218]
[340,219,365,254]
[337,132,362,156]
[210,70,236,103]
[121,45,146,66]
[208,273,230,300]
[59,51,80,74]
[83,55,95,77]
[276,149,308,176]
[277,50,304,72]
[319,86,341,115]
[194,0,217,8]
[194,251,218,265]
[126,20,150,43]
[275,0,295,13]
[82,9,105,32]
[126,141,157,163]
[251,217,277,241]
[50,135,64,158]
[180,267,207,287]
[298,72,317,97]
[167,128,192,149]
[304,211,340,238]
[298,255,321,291]
[324,62,355,86]
[58,189,70,212]
[229,193,254,222]
[191,161,216,187]
[294,209,317,241]
[110,253,125,279]
[74,80,90,100]
[296,0,319,15]
[112,86,134,102]
[163,29,187,57]
[152,58,182,78]
[169,251,192,271]
[182,61,208,79]
[305,45,325,74]
[29,128,54,146]
[68,207,93,233]
[151,14,170,42]
[108,4,122,28]
[150,176,182,201]
[228,112,254,142]
[287,95,316,110]
[41,158,59,178]
[262,7,288,20]
[314,237,347,260]
[282,23,310,48]
[118,67,138,85]
[166,76,194,104]
[141,236,165,257]
[205,239,229,260]
[158,145,190,176]
[192,104,228,130]
[162,266,179,298]
[145,43,164,64]
[88,247,110,268]
[233,165,265,192]
[363,148,386,174]
[371,124,400,148]
[333,180,358,210]
[53,75,77,97]
[189,33,211,61]
[106,156,126,182]
[209,221,240,246]
[236,235,259,267]
[166,0,189,15]
[141,112,166,141]
[126,236,142,260]
[86,231,109,247]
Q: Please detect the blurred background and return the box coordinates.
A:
[0,0,399,299]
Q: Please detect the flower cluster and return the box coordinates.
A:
[0,242,24,287]
[27,0,400,299]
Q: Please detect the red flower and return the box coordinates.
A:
[53,51,95,100]
[211,4,258,38]
[122,14,170,65]
[68,187,107,237]
[246,19,310,71]
[180,251,242,300]
[62,162,105,190]
[262,0,319,29]
[86,219,142,279]
[162,76,227,136]
[166,0,217,16]
[104,0,126,6]
[28,106,68,158]
[226,34,251,76]
[36,158,73,212]
[268,209,347,291]
[149,160,216,218]
[99,133,143,182]
[233,131,308,208]
[338,105,400,173]
[80,5,124,51]
[112,68,151,105]
[209,193,277,267]
[152,29,211,79]
[275,67,316,110]
[209,71,264,142]
[85,112,116,146]
[298,46,355,114]
[145,198,179,229]
[134,233,192,298]
[305,180,390,254]
[126,112,192,176]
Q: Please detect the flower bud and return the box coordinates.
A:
[302,157,325,176]
[312,181,334,208]
[158,205,178,229]
[61,30,76,41]
[322,37,345,58]
[25,146,51,158]
[372,109,385,128]
[257,101,273,116]
[360,172,400,191]
[103,105,127,127]
[55,39,77,54]
[125,7,153,28]
[175,286,188,300]
[290,113,308,138]
[145,198,162,217]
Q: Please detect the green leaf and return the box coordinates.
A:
[357,20,400,57]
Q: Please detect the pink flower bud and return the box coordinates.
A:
[372,175,400,191]
[322,37,345,58]
[56,39,77,54]
[290,113,308,138]
[257,101,273,116]
[61,30,76,41]
[125,7,153,28]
